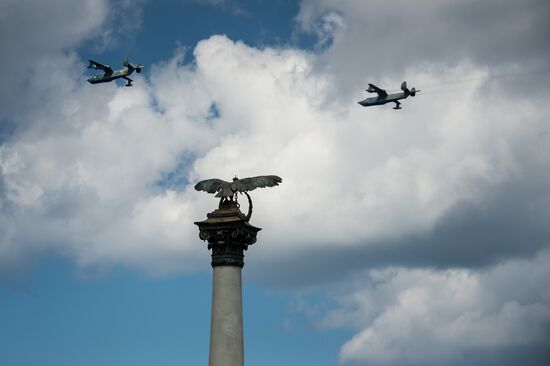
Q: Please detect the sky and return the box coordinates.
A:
[1,0,550,365]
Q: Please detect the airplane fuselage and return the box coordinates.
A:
[358,91,409,107]
[358,81,419,109]
[87,68,134,84]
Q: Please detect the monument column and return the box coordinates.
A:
[195,200,261,366]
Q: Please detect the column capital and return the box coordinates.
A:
[195,201,261,267]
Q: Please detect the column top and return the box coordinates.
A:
[195,201,261,267]
[194,200,261,231]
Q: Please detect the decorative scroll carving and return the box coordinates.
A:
[195,201,261,268]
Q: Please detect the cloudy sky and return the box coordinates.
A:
[1,0,549,365]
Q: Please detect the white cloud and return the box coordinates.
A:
[296,0,550,96]
[0,0,108,112]
[1,32,550,278]
[315,251,550,365]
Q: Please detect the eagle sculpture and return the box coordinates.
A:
[194,175,282,220]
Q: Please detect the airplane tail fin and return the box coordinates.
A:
[124,58,143,73]
[401,81,420,96]
[401,81,409,94]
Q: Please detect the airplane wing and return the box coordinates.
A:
[88,60,113,74]
[367,83,388,98]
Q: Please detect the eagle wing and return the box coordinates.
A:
[194,179,228,194]
[234,175,282,192]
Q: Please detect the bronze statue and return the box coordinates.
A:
[194,175,282,221]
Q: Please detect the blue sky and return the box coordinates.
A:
[85,0,315,67]
[1,256,348,366]
[1,1,550,365]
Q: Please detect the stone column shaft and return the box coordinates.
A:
[209,266,244,366]
[195,202,260,366]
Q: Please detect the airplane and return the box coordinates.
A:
[358,81,420,110]
[87,58,143,87]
